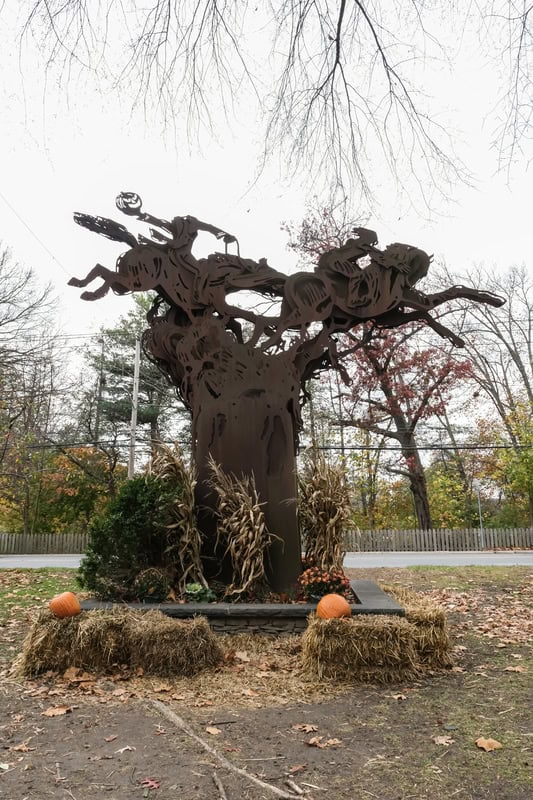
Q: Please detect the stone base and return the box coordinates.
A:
[80,580,404,636]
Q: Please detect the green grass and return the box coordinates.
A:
[0,568,79,624]
[407,565,532,590]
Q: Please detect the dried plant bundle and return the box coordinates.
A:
[298,454,350,571]
[208,457,278,598]
[150,441,207,593]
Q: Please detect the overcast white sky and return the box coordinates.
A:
[0,4,531,338]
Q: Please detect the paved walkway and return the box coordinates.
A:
[1,551,532,569]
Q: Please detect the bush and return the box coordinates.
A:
[133,568,171,602]
[78,476,173,599]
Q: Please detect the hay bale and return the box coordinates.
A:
[127,612,223,677]
[404,604,452,668]
[18,609,79,677]
[18,608,222,678]
[379,584,452,669]
[302,614,419,683]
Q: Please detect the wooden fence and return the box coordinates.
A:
[0,532,89,555]
[343,527,533,552]
[0,527,532,555]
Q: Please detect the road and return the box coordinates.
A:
[344,550,533,568]
[1,552,532,569]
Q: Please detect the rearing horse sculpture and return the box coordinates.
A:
[257,228,504,350]
[69,192,286,333]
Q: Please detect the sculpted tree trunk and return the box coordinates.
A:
[186,327,302,590]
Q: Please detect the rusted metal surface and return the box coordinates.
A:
[70,192,504,590]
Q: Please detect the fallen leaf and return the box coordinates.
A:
[235,651,251,662]
[0,763,11,771]
[152,682,172,693]
[242,688,260,697]
[41,705,72,717]
[140,777,160,789]
[104,735,118,743]
[288,764,307,774]
[503,665,526,673]
[10,742,35,753]
[205,726,222,736]
[475,737,503,751]
[292,723,318,733]
[391,693,407,701]
[433,735,455,746]
[306,736,341,748]
[115,745,136,754]
[224,746,241,752]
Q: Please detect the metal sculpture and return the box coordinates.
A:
[70,192,504,590]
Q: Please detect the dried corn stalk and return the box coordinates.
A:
[298,454,350,571]
[150,441,207,593]
[208,457,277,599]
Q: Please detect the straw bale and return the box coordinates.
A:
[127,612,223,676]
[379,583,452,668]
[18,610,79,677]
[18,608,222,678]
[302,614,419,683]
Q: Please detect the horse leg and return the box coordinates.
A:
[377,308,465,347]
[68,264,116,289]
[403,286,504,311]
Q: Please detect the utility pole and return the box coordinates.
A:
[128,337,141,479]
[94,337,105,445]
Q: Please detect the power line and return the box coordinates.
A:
[308,443,533,452]
[0,189,72,277]
[0,438,529,453]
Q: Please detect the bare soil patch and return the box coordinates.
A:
[1,566,531,799]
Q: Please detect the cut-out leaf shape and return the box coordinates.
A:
[475,737,503,751]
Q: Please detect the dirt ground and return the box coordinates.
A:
[1,566,532,800]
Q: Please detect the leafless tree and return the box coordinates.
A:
[15,2,532,204]
[445,264,532,440]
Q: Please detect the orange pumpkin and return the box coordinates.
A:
[49,591,81,618]
[316,593,351,619]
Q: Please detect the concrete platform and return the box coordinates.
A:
[80,580,404,635]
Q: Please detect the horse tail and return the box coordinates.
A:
[74,213,138,248]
